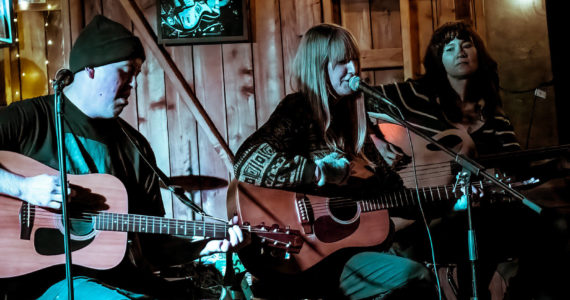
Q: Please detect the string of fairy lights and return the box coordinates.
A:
[10,0,56,102]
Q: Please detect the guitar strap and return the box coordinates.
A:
[63,118,100,173]
[116,120,214,218]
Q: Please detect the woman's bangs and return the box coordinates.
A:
[329,33,359,65]
[443,28,472,45]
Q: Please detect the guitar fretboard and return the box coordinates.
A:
[358,185,463,212]
[92,213,229,239]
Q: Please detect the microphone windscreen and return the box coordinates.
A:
[348,76,361,92]
[54,69,74,86]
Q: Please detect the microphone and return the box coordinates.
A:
[348,76,397,109]
[52,68,74,90]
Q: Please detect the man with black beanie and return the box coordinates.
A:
[0,15,243,299]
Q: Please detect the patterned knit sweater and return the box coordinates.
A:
[233,92,403,195]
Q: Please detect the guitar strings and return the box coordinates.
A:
[278,181,497,214]
[20,211,297,246]
[18,212,292,235]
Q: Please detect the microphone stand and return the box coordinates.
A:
[365,92,542,300]
[53,81,74,300]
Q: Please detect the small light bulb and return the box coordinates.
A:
[19,1,30,10]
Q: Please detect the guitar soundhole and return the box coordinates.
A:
[56,217,96,240]
[70,219,95,236]
[328,198,357,222]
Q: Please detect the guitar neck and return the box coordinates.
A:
[358,184,462,212]
[92,213,229,239]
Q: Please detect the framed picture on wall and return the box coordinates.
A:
[157,0,249,45]
[0,0,14,46]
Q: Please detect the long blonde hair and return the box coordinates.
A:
[291,23,368,159]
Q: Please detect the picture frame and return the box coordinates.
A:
[0,0,13,46]
[157,0,249,45]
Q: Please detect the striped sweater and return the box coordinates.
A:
[368,80,520,156]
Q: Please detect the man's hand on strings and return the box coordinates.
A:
[199,216,248,256]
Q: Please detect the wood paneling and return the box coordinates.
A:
[135,1,173,217]
[83,0,103,25]
[18,11,49,99]
[103,0,131,29]
[46,11,64,94]
[279,0,300,95]
[370,0,404,84]
[165,45,199,220]
[341,0,374,84]
[251,0,284,125]
[193,44,228,219]
[223,43,256,154]
[68,0,84,45]
[135,47,172,216]
[280,0,321,95]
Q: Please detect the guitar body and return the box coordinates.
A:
[0,151,128,278]
[227,181,390,274]
[380,123,477,188]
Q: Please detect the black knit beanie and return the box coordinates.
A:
[69,15,145,74]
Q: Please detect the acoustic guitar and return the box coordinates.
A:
[0,151,303,278]
[227,177,524,275]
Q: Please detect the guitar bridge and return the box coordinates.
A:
[19,202,35,240]
[295,193,314,234]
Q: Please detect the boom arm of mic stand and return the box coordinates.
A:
[369,99,542,214]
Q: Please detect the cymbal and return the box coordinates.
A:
[160,175,228,191]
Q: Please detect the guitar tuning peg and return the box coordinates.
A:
[260,247,264,255]
[271,224,279,232]
[284,252,291,260]
[260,238,266,243]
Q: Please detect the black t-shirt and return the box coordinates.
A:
[0,95,166,298]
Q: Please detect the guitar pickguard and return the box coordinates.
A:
[314,216,359,243]
[34,228,95,255]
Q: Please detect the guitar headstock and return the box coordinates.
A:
[244,223,304,254]
[480,172,540,204]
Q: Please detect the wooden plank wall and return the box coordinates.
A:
[3,0,485,220]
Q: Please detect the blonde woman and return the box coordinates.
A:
[234,23,436,300]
